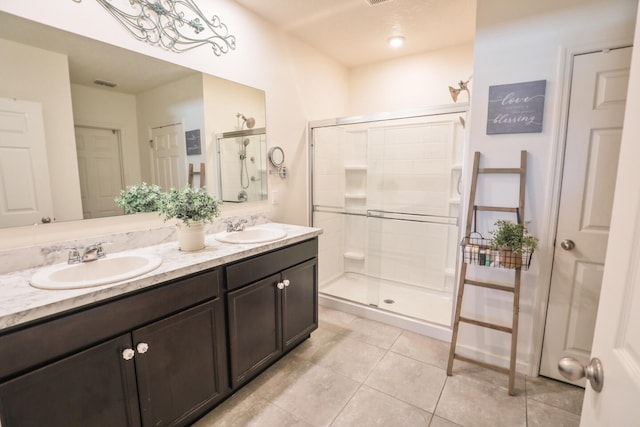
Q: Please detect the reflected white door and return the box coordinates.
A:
[579,32,640,425]
[540,47,631,383]
[150,123,185,191]
[0,98,53,227]
[75,126,124,219]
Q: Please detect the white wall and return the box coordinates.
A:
[71,84,141,186]
[0,38,83,222]
[459,0,638,374]
[349,42,475,115]
[0,0,349,247]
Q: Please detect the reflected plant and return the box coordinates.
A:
[115,183,163,214]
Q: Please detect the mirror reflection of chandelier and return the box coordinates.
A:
[90,0,236,56]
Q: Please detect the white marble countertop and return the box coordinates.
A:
[0,223,322,331]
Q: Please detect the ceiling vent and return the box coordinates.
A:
[364,0,393,5]
[93,79,117,88]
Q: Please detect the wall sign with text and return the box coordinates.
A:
[185,129,202,155]
[486,80,546,134]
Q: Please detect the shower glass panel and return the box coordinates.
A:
[217,128,267,203]
[311,111,465,326]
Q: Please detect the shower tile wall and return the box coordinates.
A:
[218,134,266,202]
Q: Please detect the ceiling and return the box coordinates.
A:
[233,0,476,68]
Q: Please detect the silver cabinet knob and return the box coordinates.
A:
[558,357,604,392]
[277,282,285,290]
[560,239,575,250]
[136,342,149,354]
[283,279,290,287]
[122,348,135,361]
[41,217,51,224]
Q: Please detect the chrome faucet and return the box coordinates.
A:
[67,243,107,264]
[226,219,248,232]
[82,244,106,262]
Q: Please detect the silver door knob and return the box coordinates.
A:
[558,357,604,392]
[277,282,285,290]
[560,239,575,250]
[136,342,149,354]
[283,279,290,287]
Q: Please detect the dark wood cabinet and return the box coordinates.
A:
[0,269,228,427]
[226,239,318,388]
[0,237,318,425]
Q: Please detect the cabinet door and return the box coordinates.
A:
[282,258,318,351]
[227,273,282,388]
[0,335,140,427]
[133,299,228,427]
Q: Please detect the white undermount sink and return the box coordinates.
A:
[30,253,162,290]
[215,226,287,244]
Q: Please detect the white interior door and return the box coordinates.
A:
[0,98,53,227]
[75,126,124,219]
[579,24,640,424]
[150,123,185,191]
[540,47,631,383]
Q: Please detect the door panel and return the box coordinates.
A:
[133,300,227,427]
[227,274,282,388]
[541,47,631,383]
[150,124,185,191]
[282,258,318,350]
[75,126,124,218]
[0,98,53,227]
[0,335,140,427]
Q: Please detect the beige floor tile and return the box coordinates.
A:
[268,362,360,427]
[304,334,386,382]
[344,317,402,349]
[526,399,580,427]
[193,391,311,427]
[318,305,358,327]
[332,385,432,426]
[435,375,526,427]
[365,351,447,413]
[391,330,451,369]
[526,376,584,415]
[429,415,463,427]
[449,360,526,395]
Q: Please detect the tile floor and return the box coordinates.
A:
[194,306,584,427]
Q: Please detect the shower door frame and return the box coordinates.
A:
[308,104,469,334]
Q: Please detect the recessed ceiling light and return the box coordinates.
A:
[388,36,405,48]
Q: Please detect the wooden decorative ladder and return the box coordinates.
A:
[446,150,527,396]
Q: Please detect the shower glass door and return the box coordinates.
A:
[312,109,465,326]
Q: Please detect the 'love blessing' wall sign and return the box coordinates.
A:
[486,80,546,134]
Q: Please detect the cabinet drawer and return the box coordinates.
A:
[226,238,318,291]
[0,268,220,381]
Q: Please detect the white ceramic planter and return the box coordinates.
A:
[175,221,206,251]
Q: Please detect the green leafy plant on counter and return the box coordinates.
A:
[157,185,221,226]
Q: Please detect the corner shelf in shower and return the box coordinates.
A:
[343,252,365,261]
[344,165,367,171]
[344,193,367,200]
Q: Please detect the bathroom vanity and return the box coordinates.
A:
[0,224,320,426]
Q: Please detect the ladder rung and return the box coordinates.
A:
[477,167,524,175]
[453,353,509,374]
[465,279,514,293]
[475,205,519,213]
[459,317,513,333]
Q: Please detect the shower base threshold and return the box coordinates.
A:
[320,272,453,326]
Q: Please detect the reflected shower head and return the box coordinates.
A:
[237,113,255,129]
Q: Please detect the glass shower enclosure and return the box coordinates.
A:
[310,108,466,326]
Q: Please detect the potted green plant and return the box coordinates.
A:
[489,219,538,269]
[114,183,163,214]
[157,185,221,251]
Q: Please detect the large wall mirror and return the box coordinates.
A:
[0,11,266,229]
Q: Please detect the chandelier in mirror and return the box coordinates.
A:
[94,0,236,55]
